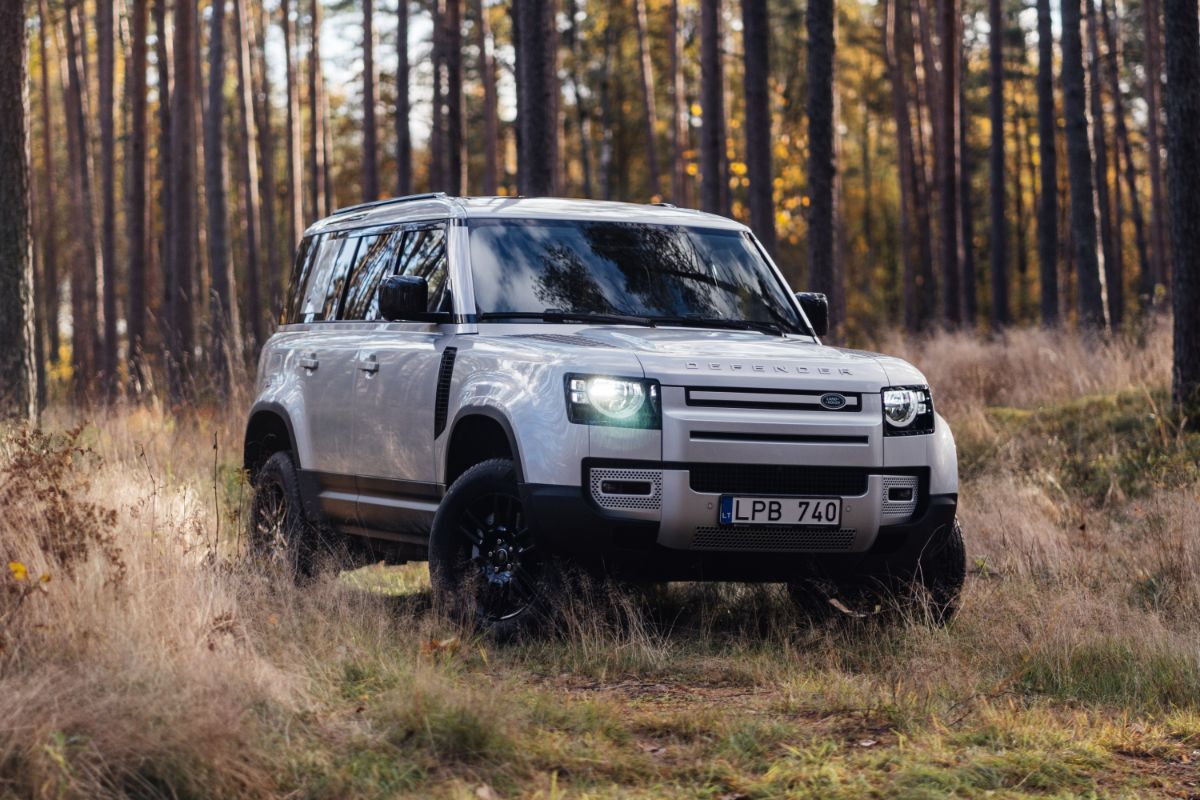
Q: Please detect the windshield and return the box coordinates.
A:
[467,219,810,334]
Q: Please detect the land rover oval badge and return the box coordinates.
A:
[820,393,848,410]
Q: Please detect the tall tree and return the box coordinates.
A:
[1061,0,1106,327]
[958,33,976,325]
[1143,0,1168,297]
[669,0,688,206]
[0,0,36,420]
[699,0,726,214]
[308,0,327,219]
[97,0,117,394]
[154,0,172,338]
[1035,0,1058,324]
[936,0,960,326]
[806,0,837,315]
[987,0,1008,327]
[254,4,281,321]
[167,0,198,399]
[634,0,661,198]
[1085,0,1119,329]
[563,0,593,197]
[1164,0,1200,419]
[1099,0,1150,309]
[283,0,303,263]
[126,0,148,384]
[475,0,499,194]
[884,0,919,331]
[395,0,412,195]
[234,0,264,350]
[445,0,465,194]
[362,0,378,201]
[742,0,777,254]
[515,0,555,196]
[203,0,241,392]
[37,0,60,367]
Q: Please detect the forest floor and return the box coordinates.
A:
[4,324,1200,799]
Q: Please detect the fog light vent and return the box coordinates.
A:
[880,475,919,523]
[590,468,662,511]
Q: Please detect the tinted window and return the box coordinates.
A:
[296,234,346,323]
[467,220,804,331]
[319,237,362,320]
[342,231,402,320]
[284,235,319,324]
[396,225,451,313]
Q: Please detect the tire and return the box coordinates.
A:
[248,451,341,581]
[429,458,549,638]
[909,519,966,625]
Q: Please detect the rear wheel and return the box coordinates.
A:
[248,451,341,581]
[429,458,550,637]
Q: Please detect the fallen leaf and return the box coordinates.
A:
[858,739,877,748]
[7,562,27,581]
[475,784,499,800]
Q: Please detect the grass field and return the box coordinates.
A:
[3,324,1200,799]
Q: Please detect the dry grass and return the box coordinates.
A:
[2,321,1199,798]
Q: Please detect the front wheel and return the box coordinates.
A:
[908,519,966,625]
[429,458,550,638]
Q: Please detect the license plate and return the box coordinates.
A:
[719,496,842,527]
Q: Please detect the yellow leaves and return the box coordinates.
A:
[801,195,812,208]
[8,561,27,581]
[690,102,702,117]
[686,162,699,176]
[730,161,748,177]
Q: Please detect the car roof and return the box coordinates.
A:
[303,194,750,236]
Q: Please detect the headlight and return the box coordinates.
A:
[566,374,661,428]
[882,386,934,435]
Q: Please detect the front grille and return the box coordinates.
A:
[692,526,856,552]
[688,464,869,496]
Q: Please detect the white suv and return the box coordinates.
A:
[245,195,965,630]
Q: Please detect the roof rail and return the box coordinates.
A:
[651,201,677,208]
[329,192,449,218]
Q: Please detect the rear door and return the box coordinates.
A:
[351,222,456,535]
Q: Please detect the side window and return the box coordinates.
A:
[297,234,345,323]
[284,235,319,324]
[341,230,403,320]
[396,225,452,313]
[318,236,362,321]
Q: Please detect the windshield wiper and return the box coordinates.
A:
[478,309,658,327]
[651,315,790,337]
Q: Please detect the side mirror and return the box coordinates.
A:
[795,292,829,337]
[379,274,428,321]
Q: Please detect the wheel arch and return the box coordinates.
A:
[443,406,525,487]
[244,402,299,478]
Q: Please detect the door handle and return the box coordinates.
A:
[357,354,380,374]
[299,353,319,370]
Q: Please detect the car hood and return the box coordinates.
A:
[566,327,923,393]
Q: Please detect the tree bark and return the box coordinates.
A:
[445,0,465,195]
[1085,0,1120,329]
[0,0,36,420]
[634,0,661,198]
[563,0,593,197]
[958,32,976,326]
[885,0,920,332]
[985,0,1007,327]
[362,0,378,201]
[96,0,117,395]
[742,0,776,254]
[699,0,726,214]
[395,0,412,195]
[203,0,240,393]
[669,0,688,206]
[475,0,499,194]
[904,0,937,327]
[1035,0,1059,324]
[37,0,60,367]
[806,0,836,312]
[1143,0,1168,298]
[283,0,303,264]
[124,0,148,385]
[308,0,327,219]
[515,0,556,196]
[168,0,198,400]
[234,0,264,351]
[254,3,281,325]
[935,0,960,326]
[1164,0,1200,420]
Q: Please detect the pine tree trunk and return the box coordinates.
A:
[234,0,264,351]
[168,0,198,400]
[1035,0,1059,324]
[125,0,148,385]
[1085,0,1120,329]
[362,0,378,202]
[515,0,555,196]
[0,0,36,420]
[987,0,1007,327]
[308,0,327,220]
[430,0,445,191]
[1144,0,1168,297]
[958,34,976,325]
[884,0,920,332]
[97,0,118,395]
[806,0,836,310]
[598,19,616,200]
[669,0,688,206]
[204,0,239,393]
[1062,0,1106,327]
[1164,0,1200,420]
[904,0,936,327]
[935,0,960,326]
[283,0,303,261]
[634,0,660,198]
[154,0,171,363]
[699,0,725,214]
[475,0,499,194]
[445,0,465,194]
[37,0,60,367]
[563,0,592,197]
[742,0,776,254]
[254,3,281,324]
[395,0,412,195]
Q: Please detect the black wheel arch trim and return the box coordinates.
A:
[445,405,526,484]
[244,401,300,473]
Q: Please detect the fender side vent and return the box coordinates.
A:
[434,347,457,438]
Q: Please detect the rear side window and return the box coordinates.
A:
[295,234,349,323]
[396,225,452,313]
[341,230,403,320]
[284,235,319,324]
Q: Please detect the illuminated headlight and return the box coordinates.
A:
[882,386,935,435]
[566,374,661,428]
